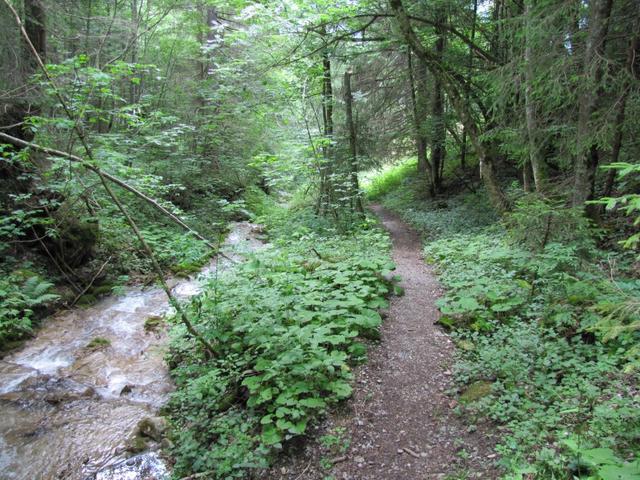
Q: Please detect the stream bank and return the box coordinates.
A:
[0,222,266,480]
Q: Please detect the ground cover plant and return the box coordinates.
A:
[368,168,640,479]
[165,201,395,479]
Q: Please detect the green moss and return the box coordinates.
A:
[144,315,164,332]
[76,294,97,306]
[460,381,493,404]
[170,261,205,277]
[90,284,115,296]
[85,337,110,351]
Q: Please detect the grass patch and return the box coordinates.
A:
[363,158,418,200]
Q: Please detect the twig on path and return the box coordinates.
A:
[293,462,312,480]
[403,447,421,458]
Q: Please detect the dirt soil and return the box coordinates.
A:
[264,205,499,480]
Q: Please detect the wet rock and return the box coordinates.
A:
[120,384,134,396]
[137,416,167,442]
[126,417,167,453]
[44,386,95,404]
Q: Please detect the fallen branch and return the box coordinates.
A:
[71,256,112,306]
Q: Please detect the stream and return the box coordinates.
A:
[0,222,266,480]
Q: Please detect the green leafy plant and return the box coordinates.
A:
[0,271,59,348]
[166,207,394,479]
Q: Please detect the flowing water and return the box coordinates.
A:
[0,222,266,480]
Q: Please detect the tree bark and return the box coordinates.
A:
[316,42,334,215]
[343,70,364,214]
[460,0,478,170]
[524,0,546,192]
[572,0,613,208]
[406,47,430,179]
[603,29,639,198]
[24,0,46,64]
[430,11,446,194]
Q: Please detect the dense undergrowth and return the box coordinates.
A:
[368,163,640,479]
[165,192,395,479]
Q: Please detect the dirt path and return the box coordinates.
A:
[268,205,498,480]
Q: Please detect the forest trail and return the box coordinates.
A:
[324,205,498,479]
[270,205,498,479]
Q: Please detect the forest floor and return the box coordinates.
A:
[266,205,500,480]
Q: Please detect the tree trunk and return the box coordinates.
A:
[572,0,613,209]
[24,0,46,67]
[603,29,639,198]
[129,0,139,104]
[430,12,446,194]
[406,47,430,179]
[317,45,334,215]
[523,160,533,193]
[524,0,546,192]
[389,0,510,212]
[460,0,478,170]
[343,70,364,214]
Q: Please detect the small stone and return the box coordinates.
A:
[397,449,404,454]
[420,452,428,458]
[354,456,365,464]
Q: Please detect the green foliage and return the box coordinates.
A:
[363,158,418,200]
[0,270,59,348]
[371,169,498,240]
[591,163,640,254]
[85,337,111,351]
[562,437,640,480]
[504,196,597,253]
[166,207,394,479]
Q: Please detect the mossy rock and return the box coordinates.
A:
[76,294,97,306]
[460,380,493,404]
[457,340,475,351]
[85,337,110,351]
[144,315,164,332]
[170,262,203,278]
[91,283,115,296]
[49,219,99,268]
